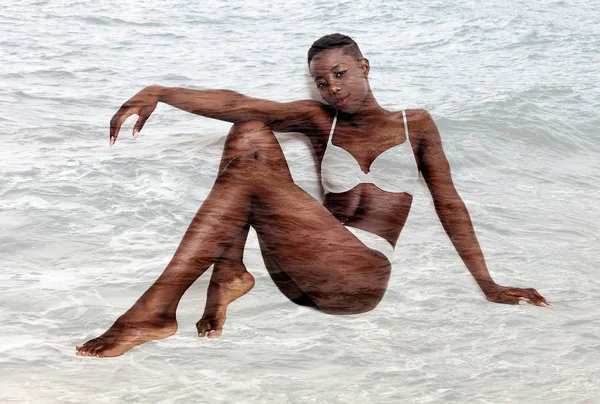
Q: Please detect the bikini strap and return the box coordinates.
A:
[327,111,338,144]
[402,110,409,139]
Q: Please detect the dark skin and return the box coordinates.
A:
[76,47,548,358]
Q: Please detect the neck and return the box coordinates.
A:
[338,89,387,123]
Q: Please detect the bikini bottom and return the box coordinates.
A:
[345,225,395,262]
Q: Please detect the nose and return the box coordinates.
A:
[329,79,341,95]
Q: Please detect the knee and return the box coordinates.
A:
[231,120,270,134]
[225,120,276,154]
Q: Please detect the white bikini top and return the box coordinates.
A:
[321,110,419,195]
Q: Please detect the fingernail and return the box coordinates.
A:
[133,130,139,139]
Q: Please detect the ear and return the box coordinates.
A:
[360,58,370,77]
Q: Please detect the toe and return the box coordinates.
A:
[91,343,106,357]
[207,328,222,338]
[81,340,101,356]
[197,322,208,337]
[83,345,95,356]
[76,344,89,356]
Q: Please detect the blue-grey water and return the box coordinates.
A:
[1,0,599,402]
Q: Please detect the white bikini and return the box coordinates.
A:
[321,110,419,261]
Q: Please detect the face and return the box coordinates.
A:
[309,48,370,114]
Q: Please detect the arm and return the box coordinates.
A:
[413,109,549,307]
[109,84,323,145]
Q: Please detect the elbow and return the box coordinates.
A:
[223,90,250,116]
[433,195,467,220]
[432,189,464,210]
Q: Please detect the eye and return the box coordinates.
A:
[316,81,326,89]
[336,70,347,78]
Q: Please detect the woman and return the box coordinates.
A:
[76,34,548,358]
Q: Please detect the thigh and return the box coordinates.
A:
[257,234,317,307]
[238,161,392,314]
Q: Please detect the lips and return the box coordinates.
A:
[334,95,350,108]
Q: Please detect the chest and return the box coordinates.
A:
[331,134,407,174]
[315,120,410,169]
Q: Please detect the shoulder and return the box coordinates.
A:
[271,100,335,144]
[284,100,334,126]
[290,100,335,125]
[402,109,442,148]
[286,99,323,108]
[285,99,330,115]
[404,109,437,133]
[267,99,332,134]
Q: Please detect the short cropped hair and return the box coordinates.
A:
[307,33,364,65]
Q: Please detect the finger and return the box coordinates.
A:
[505,290,534,305]
[524,295,543,306]
[519,290,549,307]
[497,293,521,305]
[530,292,547,307]
[504,290,527,304]
[521,289,547,307]
[132,115,144,139]
[109,106,133,146]
[533,290,550,306]
[508,291,535,306]
[132,106,153,138]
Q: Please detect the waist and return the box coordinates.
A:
[324,185,412,249]
[345,225,395,261]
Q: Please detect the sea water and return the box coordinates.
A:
[1,0,599,402]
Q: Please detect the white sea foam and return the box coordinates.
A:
[1,0,599,402]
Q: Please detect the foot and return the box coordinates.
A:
[76,311,177,358]
[197,265,255,338]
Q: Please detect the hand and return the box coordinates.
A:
[109,85,162,146]
[484,284,550,307]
